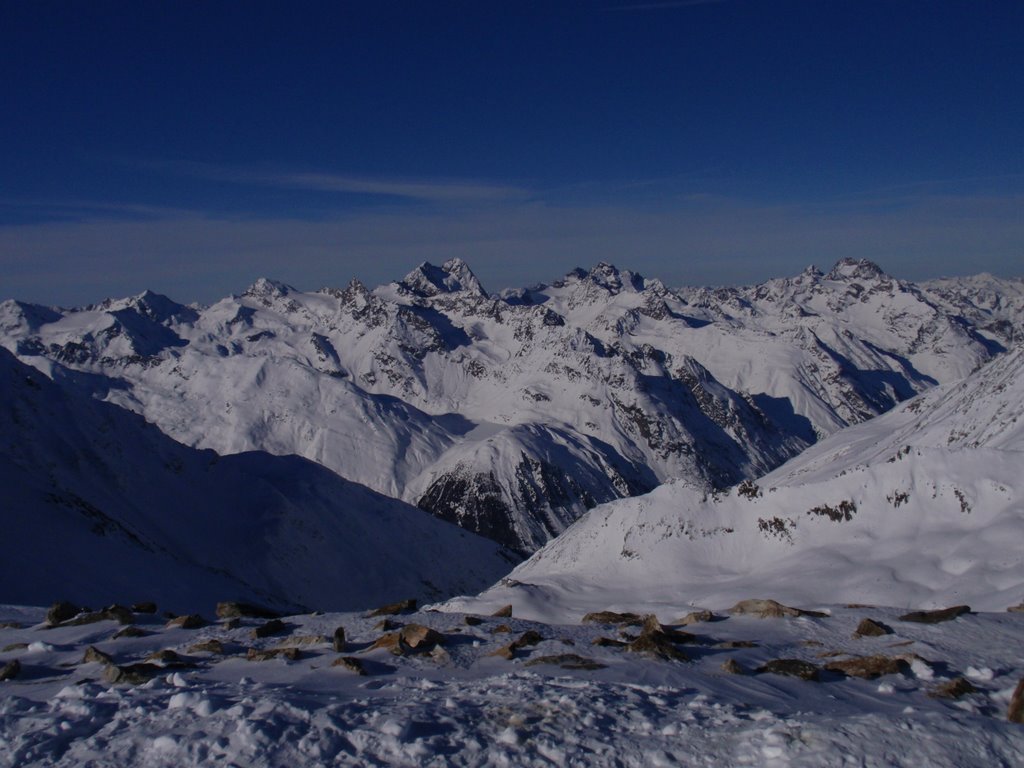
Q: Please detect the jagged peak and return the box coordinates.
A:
[243,277,297,299]
[399,259,488,298]
[827,258,888,282]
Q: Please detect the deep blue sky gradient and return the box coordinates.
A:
[2,0,1021,305]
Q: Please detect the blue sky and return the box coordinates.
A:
[1,0,1021,306]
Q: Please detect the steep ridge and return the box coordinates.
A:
[0,259,1011,552]
[0,348,516,613]
[448,346,1024,620]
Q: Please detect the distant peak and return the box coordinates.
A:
[802,264,824,277]
[827,258,887,281]
[243,277,295,299]
[399,260,488,298]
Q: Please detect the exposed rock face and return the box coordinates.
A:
[490,605,513,618]
[582,611,644,626]
[678,610,716,626]
[367,599,417,617]
[729,599,827,619]
[898,606,971,624]
[45,601,80,626]
[757,659,821,681]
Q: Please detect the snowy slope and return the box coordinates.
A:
[0,258,1012,552]
[0,348,516,613]
[448,346,1024,620]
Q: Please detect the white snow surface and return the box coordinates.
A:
[445,346,1024,621]
[1,603,1022,766]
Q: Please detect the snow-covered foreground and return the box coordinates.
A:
[1,602,1022,766]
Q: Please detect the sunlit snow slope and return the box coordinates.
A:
[449,346,1024,620]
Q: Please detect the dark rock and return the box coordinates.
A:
[332,656,367,675]
[246,647,300,662]
[491,605,513,618]
[626,630,690,662]
[102,605,135,625]
[1008,679,1024,723]
[715,640,759,649]
[46,601,80,626]
[582,611,644,626]
[824,655,909,679]
[853,618,893,638]
[131,602,157,614]
[332,627,346,652]
[188,639,225,655]
[0,659,21,681]
[374,619,399,632]
[591,636,626,647]
[82,646,113,665]
[367,599,416,617]
[251,619,287,639]
[929,677,977,699]
[2,643,28,653]
[0,622,23,630]
[145,649,183,664]
[166,615,206,630]
[1008,603,1024,613]
[757,659,821,681]
[104,663,163,685]
[399,624,444,652]
[721,658,746,675]
[491,624,512,634]
[490,629,544,660]
[216,601,280,620]
[113,626,148,639]
[222,618,240,630]
[899,606,971,624]
[729,599,828,619]
[464,616,484,626]
[524,654,606,671]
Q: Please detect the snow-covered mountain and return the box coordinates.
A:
[0,348,515,613]
[0,259,1011,552]
[446,344,1024,620]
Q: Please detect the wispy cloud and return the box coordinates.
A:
[144,160,532,204]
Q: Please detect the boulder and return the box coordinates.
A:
[715,640,759,649]
[188,639,225,655]
[104,663,163,685]
[166,615,206,630]
[523,654,606,671]
[824,655,909,679]
[721,658,746,675]
[899,606,971,624]
[582,611,644,626]
[677,610,716,626]
[626,630,690,662]
[215,602,280,620]
[113,626,148,639]
[145,649,184,664]
[332,656,367,675]
[251,619,287,639]
[729,599,827,619]
[332,627,346,652]
[1008,679,1024,723]
[82,646,113,665]
[45,601,80,626]
[1007,603,1024,613]
[490,629,543,660]
[464,616,484,626]
[491,605,513,618]
[757,659,821,681]
[853,618,893,638]
[367,599,416,617]
[929,677,977,699]
[2,643,27,653]
[0,659,20,681]
[399,624,444,652]
[246,647,300,662]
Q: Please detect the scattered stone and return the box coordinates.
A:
[46,601,80,626]
[757,659,821,681]
[854,618,894,638]
[82,646,113,665]
[715,640,759,649]
[845,604,875,609]
[1007,603,1024,613]
[801,640,824,647]
[166,615,206,630]
[729,599,828,619]
[929,677,977,699]
[332,656,367,675]
[368,632,405,655]
[374,619,399,632]
[131,602,157,614]
[592,636,627,648]
[332,627,346,652]
[113,626,148,640]
[1008,679,1024,723]
[251,619,287,639]
[524,654,606,671]
[627,630,690,662]
[816,650,848,659]
[491,624,512,634]
[399,624,444,652]
[464,616,484,626]
[676,610,716,626]
[216,602,280,620]
[367,599,416,617]
[824,655,909,679]
[1,643,28,653]
[188,639,225,655]
[103,663,163,685]
[246,647,300,662]
[491,605,513,618]
[899,606,971,624]
[53,605,134,628]
[430,646,452,665]
[721,658,746,675]
[0,622,23,629]
[582,611,644,626]
[490,630,544,660]
[0,659,21,681]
